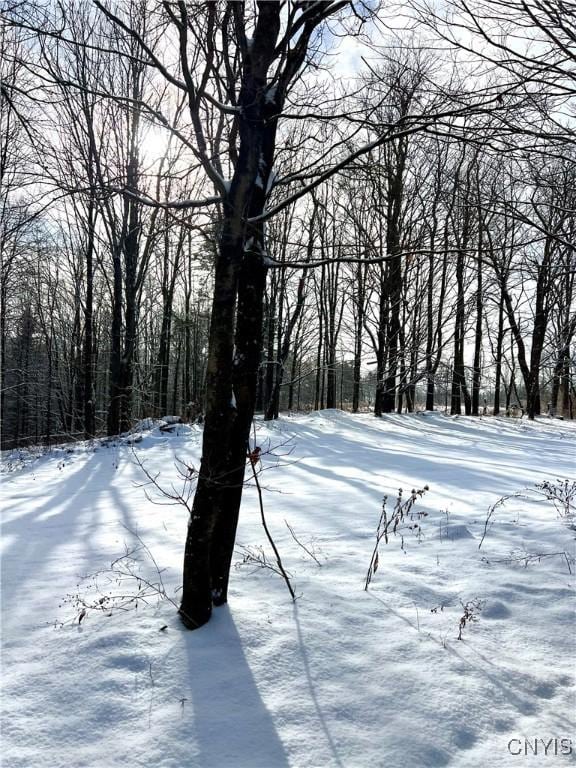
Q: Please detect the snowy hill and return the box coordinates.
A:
[1,412,575,767]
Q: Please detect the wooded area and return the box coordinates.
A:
[1,0,574,626]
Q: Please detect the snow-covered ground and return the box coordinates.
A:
[1,411,575,768]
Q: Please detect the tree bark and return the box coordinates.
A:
[180,3,286,627]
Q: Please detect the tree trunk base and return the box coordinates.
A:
[179,600,212,630]
[211,592,227,607]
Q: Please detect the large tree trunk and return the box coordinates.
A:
[180,6,284,627]
[180,232,244,627]
[180,230,269,626]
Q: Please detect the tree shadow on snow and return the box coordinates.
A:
[182,605,290,768]
[291,603,346,768]
[1,451,113,615]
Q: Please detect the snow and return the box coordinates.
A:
[1,411,575,767]
[160,415,182,425]
[255,154,267,190]
[265,84,278,105]
[266,169,277,193]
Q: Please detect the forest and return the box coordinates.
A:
[2,0,574,454]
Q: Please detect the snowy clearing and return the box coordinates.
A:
[1,411,575,768]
